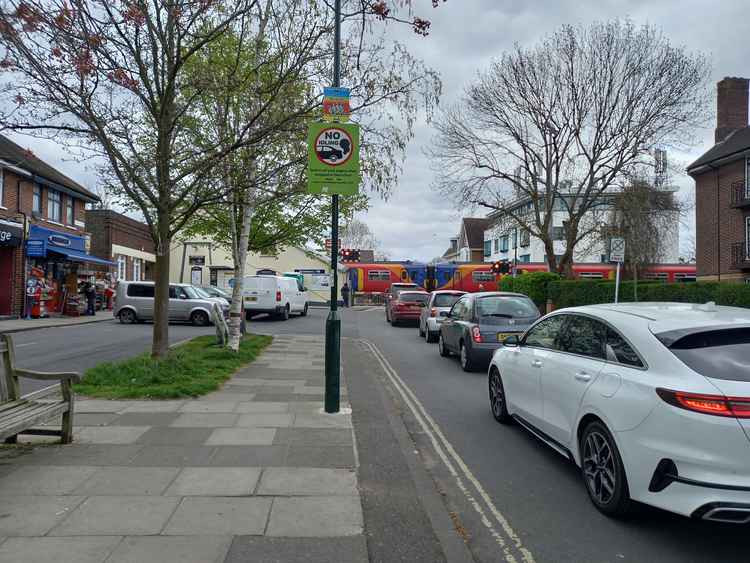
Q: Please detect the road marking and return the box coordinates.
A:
[359,338,534,563]
[14,342,37,348]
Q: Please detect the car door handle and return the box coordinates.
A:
[574,372,592,382]
[531,360,543,368]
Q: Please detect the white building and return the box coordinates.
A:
[482,194,680,265]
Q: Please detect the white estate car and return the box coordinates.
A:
[488,302,750,522]
[418,290,466,343]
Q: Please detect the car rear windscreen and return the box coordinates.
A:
[661,327,750,382]
[433,294,463,307]
[399,293,429,303]
[476,296,538,318]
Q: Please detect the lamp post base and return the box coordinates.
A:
[324,310,341,413]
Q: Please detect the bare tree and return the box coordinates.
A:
[428,19,710,276]
[341,218,379,250]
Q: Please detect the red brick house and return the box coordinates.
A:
[688,77,750,282]
[86,209,155,282]
[0,134,106,317]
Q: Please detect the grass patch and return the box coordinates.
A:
[73,334,272,399]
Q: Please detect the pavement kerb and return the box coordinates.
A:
[0,316,113,335]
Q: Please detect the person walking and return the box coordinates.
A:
[341,282,350,308]
[85,281,97,316]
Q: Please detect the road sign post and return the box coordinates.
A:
[610,238,626,304]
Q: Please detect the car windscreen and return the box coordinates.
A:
[433,293,463,308]
[183,286,203,299]
[398,293,429,303]
[660,327,750,382]
[475,296,538,319]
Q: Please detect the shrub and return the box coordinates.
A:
[498,272,562,306]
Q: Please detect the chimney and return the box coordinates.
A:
[715,77,749,143]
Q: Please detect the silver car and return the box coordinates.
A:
[419,290,467,343]
[114,281,228,326]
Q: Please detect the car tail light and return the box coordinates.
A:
[276,291,281,302]
[656,388,750,419]
[472,326,482,343]
[430,308,437,317]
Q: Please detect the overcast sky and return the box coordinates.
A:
[360,0,747,261]
[8,0,747,262]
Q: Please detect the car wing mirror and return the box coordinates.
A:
[439,311,449,317]
[503,334,520,347]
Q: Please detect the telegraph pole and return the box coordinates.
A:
[324,0,342,414]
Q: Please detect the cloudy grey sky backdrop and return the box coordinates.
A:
[361,0,747,261]
[7,0,747,261]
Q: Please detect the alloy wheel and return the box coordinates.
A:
[582,431,617,505]
[489,372,503,418]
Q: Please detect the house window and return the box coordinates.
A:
[117,255,127,280]
[499,236,509,252]
[47,189,62,222]
[519,254,531,263]
[133,258,142,281]
[551,226,565,241]
[511,230,517,249]
[494,239,499,252]
[483,240,492,257]
[32,184,41,213]
[746,157,750,196]
[520,229,530,247]
[0,168,4,207]
[65,197,74,224]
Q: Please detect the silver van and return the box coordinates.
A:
[114,281,228,326]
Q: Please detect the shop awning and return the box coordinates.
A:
[48,247,116,266]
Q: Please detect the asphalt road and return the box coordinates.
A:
[344,306,750,563]
[10,305,750,561]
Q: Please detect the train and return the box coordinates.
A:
[346,262,697,294]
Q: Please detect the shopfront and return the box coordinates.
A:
[0,219,24,316]
[25,225,115,317]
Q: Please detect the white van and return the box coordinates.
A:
[242,275,308,320]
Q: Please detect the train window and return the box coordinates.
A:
[472,271,495,282]
[368,270,391,281]
[578,272,603,279]
[643,272,668,282]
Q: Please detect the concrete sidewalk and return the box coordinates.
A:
[0,335,365,563]
[0,313,112,334]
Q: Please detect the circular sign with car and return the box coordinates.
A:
[314,127,353,166]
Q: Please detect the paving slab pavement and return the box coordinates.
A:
[0,335,367,562]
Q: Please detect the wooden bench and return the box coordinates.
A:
[0,333,81,444]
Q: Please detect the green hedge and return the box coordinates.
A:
[498,272,562,306]
[547,280,750,309]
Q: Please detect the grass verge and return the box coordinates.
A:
[73,334,272,399]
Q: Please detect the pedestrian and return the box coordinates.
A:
[85,281,97,316]
[478,283,485,292]
[341,282,350,308]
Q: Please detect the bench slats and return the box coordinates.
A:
[0,403,67,440]
[0,402,65,427]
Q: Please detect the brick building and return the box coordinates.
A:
[0,134,108,317]
[688,77,750,282]
[87,210,155,282]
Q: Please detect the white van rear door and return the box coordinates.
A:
[243,277,276,310]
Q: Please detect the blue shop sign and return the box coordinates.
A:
[25,225,114,266]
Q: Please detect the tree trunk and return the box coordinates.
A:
[228,201,254,352]
[152,217,171,358]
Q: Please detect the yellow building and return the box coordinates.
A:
[169,237,346,304]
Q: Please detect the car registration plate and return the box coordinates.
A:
[245,296,257,302]
[497,332,515,342]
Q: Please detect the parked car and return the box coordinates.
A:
[487,302,750,522]
[114,281,228,326]
[199,286,232,300]
[241,275,308,320]
[419,290,467,343]
[385,282,419,323]
[438,292,540,371]
[388,291,429,326]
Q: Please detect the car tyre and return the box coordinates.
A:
[459,341,475,372]
[301,303,308,317]
[488,368,512,424]
[118,309,136,324]
[281,304,290,321]
[580,421,632,518]
[438,333,450,357]
[190,310,210,327]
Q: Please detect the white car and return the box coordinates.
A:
[241,275,308,320]
[418,290,466,342]
[488,302,750,522]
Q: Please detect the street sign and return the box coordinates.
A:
[322,87,351,122]
[610,238,625,263]
[307,122,360,195]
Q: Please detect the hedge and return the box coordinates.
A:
[498,272,562,306]
[547,280,750,309]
